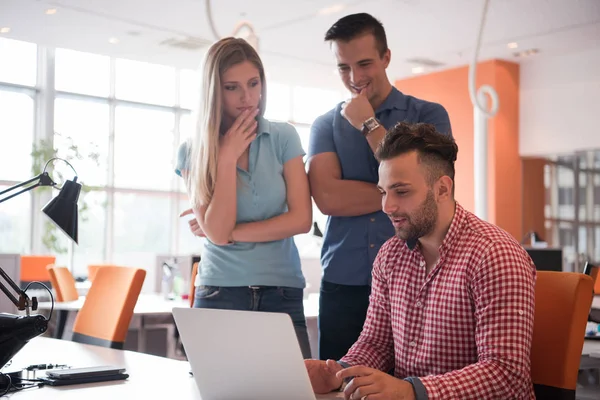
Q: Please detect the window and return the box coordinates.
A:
[263,82,291,122]
[180,69,200,110]
[112,193,172,267]
[114,105,175,190]
[54,97,109,187]
[0,38,37,86]
[293,124,311,155]
[292,87,342,124]
[0,186,31,253]
[0,91,34,181]
[115,58,176,106]
[55,49,110,97]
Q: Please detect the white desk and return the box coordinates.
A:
[7,337,341,399]
[36,293,321,358]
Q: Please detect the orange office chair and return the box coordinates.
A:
[46,265,79,339]
[20,255,55,286]
[87,264,114,283]
[188,262,199,308]
[46,265,78,303]
[72,266,146,349]
[530,271,593,399]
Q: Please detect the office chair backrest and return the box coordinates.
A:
[189,262,199,308]
[20,255,55,283]
[531,271,593,399]
[87,264,114,282]
[46,265,79,302]
[72,266,146,349]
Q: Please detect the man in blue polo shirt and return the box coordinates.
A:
[307,13,452,361]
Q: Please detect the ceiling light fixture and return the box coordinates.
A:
[108,37,120,44]
[507,42,518,49]
[513,48,539,57]
[318,4,346,16]
[411,66,425,74]
[0,27,10,34]
[45,8,57,15]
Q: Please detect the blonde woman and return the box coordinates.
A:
[176,37,313,358]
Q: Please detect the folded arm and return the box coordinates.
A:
[181,157,238,245]
[231,155,312,242]
[307,152,382,217]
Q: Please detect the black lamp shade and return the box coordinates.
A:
[42,179,81,244]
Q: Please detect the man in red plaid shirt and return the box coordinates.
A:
[305,122,536,399]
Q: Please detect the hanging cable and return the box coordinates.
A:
[468,0,499,117]
[205,0,221,40]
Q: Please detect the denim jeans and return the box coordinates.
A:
[318,280,371,361]
[193,285,312,359]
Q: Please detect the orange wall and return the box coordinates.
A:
[395,60,522,240]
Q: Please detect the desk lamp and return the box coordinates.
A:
[0,157,81,369]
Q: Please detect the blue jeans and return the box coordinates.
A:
[318,280,371,361]
[193,285,312,359]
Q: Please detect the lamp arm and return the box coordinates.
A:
[0,267,34,314]
[0,172,56,204]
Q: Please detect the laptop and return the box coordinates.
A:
[173,307,331,400]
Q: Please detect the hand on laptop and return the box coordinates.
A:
[304,359,343,394]
[337,366,415,400]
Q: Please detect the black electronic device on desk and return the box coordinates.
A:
[41,366,129,386]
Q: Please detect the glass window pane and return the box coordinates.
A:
[115,58,176,106]
[0,38,37,86]
[293,124,310,155]
[180,69,200,110]
[0,185,31,253]
[114,105,175,190]
[112,193,171,267]
[0,91,34,180]
[54,97,109,186]
[53,190,106,278]
[292,87,343,124]
[263,82,291,122]
[55,48,110,97]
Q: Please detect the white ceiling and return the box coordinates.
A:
[1,0,599,90]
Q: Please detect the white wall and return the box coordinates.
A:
[519,47,600,156]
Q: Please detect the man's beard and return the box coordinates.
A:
[392,190,438,241]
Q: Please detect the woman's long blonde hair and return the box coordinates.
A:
[187,37,267,209]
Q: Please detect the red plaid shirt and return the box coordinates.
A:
[341,203,536,399]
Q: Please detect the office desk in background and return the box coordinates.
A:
[36,293,321,359]
[8,338,342,399]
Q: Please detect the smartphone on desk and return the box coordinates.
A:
[46,366,126,380]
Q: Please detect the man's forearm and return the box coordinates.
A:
[314,179,382,217]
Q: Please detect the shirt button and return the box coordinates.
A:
[409,341,417,347]
[518,310,524,316]
[419,261,425,267]
[416,301,422,308]
[370,218,375,222]
[370,244,375,248]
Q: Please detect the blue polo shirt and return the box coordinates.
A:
[308,88,452,286]
[176,117,306,288]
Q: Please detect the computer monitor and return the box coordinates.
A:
[525,247,563,272]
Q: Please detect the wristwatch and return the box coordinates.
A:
[361,117,381,137]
